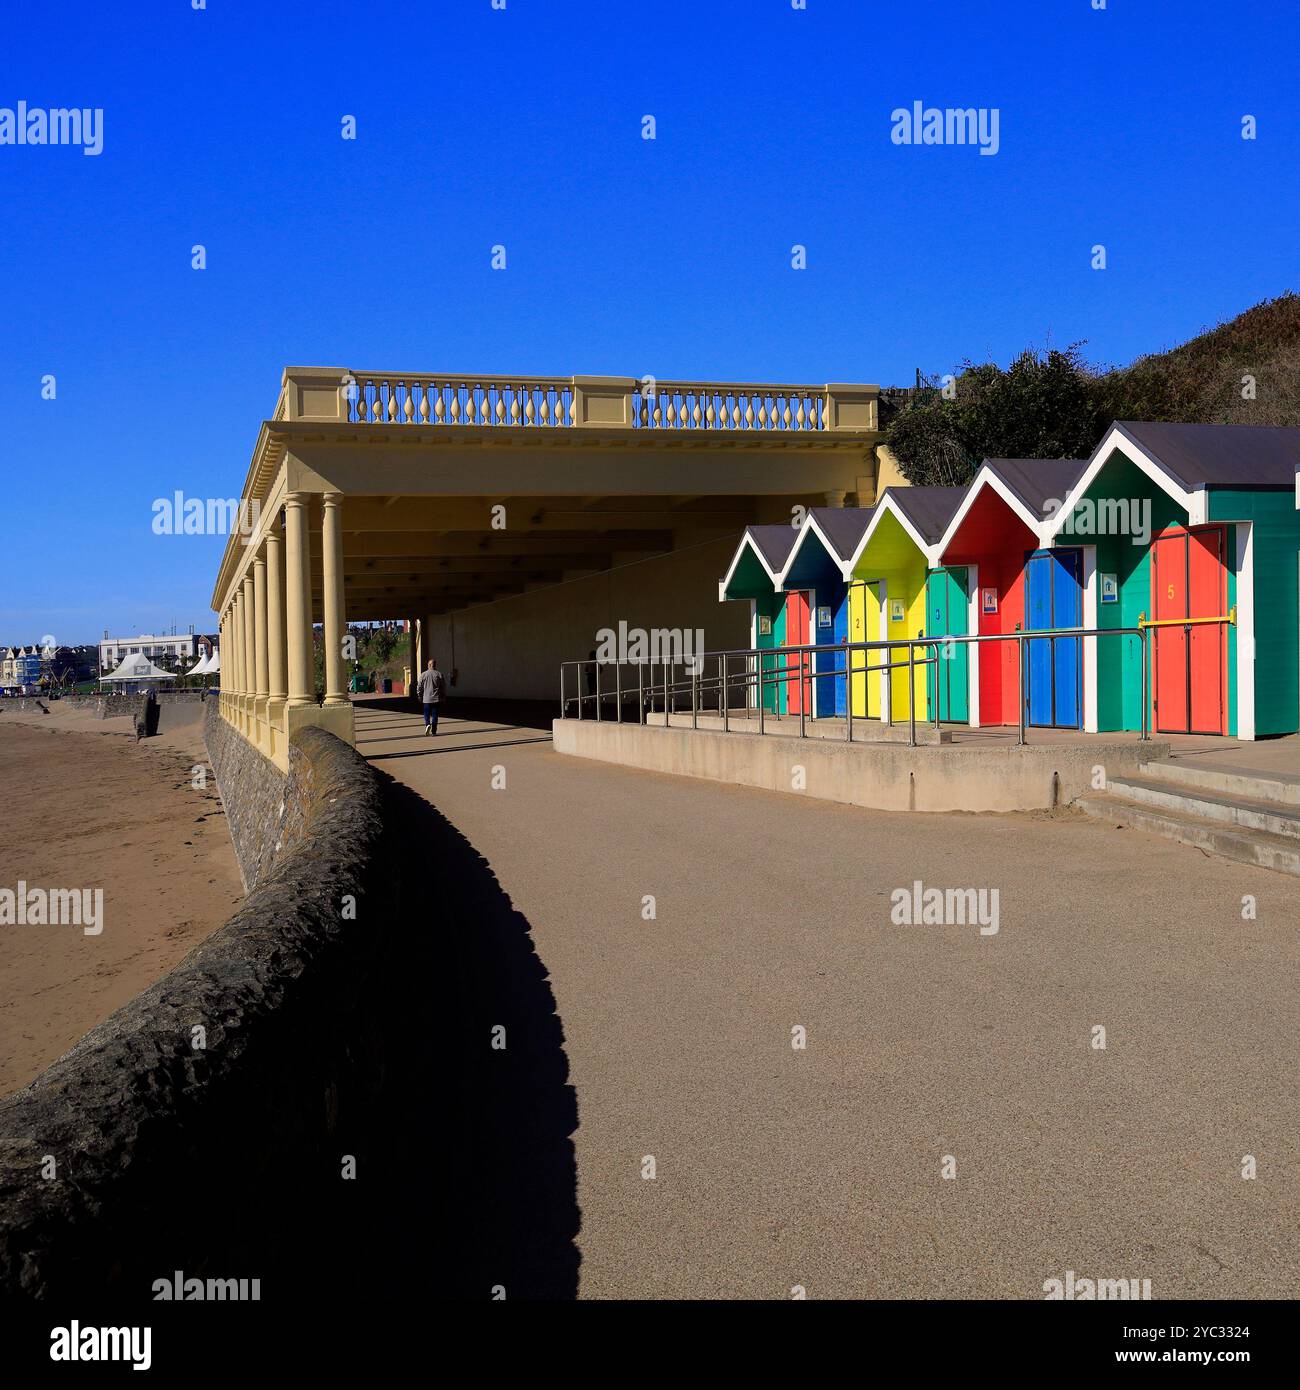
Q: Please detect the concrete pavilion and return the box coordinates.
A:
[211,369,884,767]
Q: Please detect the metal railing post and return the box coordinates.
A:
[1018,635,1026,746]
[577,663,583,720]
[908,642,916,747]
[799,648,806,738]
[638,659,645,725]
[759,652,765,735]
[883,643,892,728]
[692,660,699,729]
[560,663,565,719]
[615,660,622,723]
[846,643,852,743]
[933,641,941,730]
[722,654,729,732]
[595,660,601,721]
[1140,629,1149,741]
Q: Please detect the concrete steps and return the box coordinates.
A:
[1137,758,1300,807]
[1076,760,1300,875]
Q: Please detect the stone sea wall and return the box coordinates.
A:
[0,719,412,1300]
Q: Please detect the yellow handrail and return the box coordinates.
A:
[1137,605,1236,630]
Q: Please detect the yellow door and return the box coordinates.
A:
[849,582,869,718]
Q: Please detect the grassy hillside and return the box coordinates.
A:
[883,292,1300,485]
[1093,291,1300,427]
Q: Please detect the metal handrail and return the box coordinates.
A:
[1138,607,1237,630]
[559,624,1152,747]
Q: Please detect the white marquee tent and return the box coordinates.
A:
[100,652,176,689]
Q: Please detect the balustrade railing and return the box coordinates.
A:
[277,367,878,433]
[344,375,576,427]
[629,382,826,431]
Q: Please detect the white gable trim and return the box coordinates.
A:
[720,529,787,600]
[935,464,1046,560]
[774,512,838,592]
[844,489,936,573]
[1046,425,1204,541]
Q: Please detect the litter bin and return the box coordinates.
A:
[381,677,392,694]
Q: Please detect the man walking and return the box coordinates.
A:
[418,658,445,736]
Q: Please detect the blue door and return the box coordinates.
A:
[812,590,849,717]
[832,590,848,716]
[1024,549,1082,728]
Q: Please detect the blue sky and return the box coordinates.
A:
[1,0,1296,643]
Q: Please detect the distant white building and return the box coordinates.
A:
[99,631,198,674]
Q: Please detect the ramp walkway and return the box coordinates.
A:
[356,698,1300,1300]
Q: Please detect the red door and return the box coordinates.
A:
[784,591,811,714]
[1151,527,1228,735]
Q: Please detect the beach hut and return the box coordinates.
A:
[841,487,967,725]
[774,508,874,717]
[934,458,1088,728]
[719,524,801,714]
[1048,421,1300,739]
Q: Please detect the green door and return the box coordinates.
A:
[925,567,969,724]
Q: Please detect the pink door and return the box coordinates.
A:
[1152,528,1227,735]
[784,591,811,714]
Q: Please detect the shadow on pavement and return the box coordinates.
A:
[368,736,553,761]
[380,772,581,1299]
[353,694,557,732]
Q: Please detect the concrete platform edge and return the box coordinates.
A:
[552,719,1171,813]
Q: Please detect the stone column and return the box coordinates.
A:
[322,492,348,705]
[230,593,243,732]
[253,546,270,749]
[238,595,248,697]
[266,521,286,701]
[243,576,257,684]
[241,573,256,732]
[410,615,421,688]
[232,593,243,697]
[284,491,313,707]
[263,520,288,759]
[218,612,226,717]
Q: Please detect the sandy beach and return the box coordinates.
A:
[0,703,243,1096]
